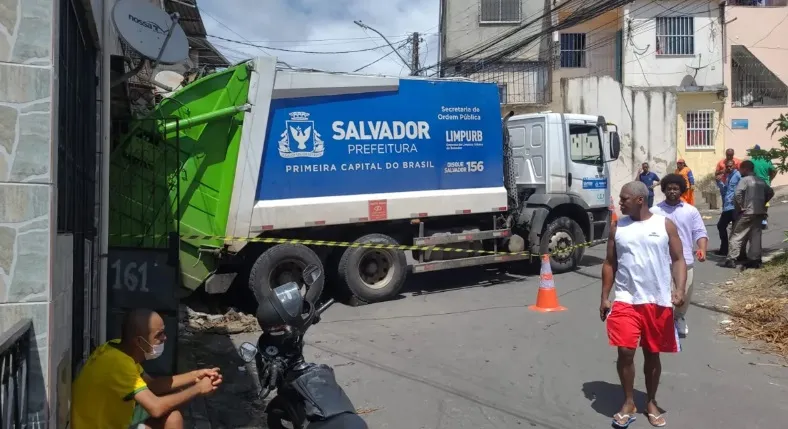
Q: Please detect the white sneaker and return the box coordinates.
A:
[676,317,688,337]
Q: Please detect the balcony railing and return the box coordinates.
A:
[728,0,788,6]
[0,319,32,429]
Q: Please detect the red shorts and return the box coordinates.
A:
[606,302,680,353]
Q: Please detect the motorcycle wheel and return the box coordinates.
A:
[266,396,306,429]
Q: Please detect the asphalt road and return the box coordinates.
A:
[232,201,788,429]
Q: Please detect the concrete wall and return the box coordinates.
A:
[442,0,548,60]
[676,92,725,178]
[624,1,723,88]
[0,0,58,424]
[550,9,622,111]
[562,76,677,204]
[724,4,788,187]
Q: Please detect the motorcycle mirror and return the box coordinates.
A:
[238,342,258,363]
[302,264,322,287]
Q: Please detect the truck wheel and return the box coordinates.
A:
[248,244,324,304]
[338,234,407,303]
[539,217,585,273]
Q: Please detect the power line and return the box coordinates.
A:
[208,34,408,54]
[354,50,399,72]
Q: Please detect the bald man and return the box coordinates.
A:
[71,309,223,429]
[601,181,686,428]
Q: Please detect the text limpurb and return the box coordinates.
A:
[446,130,483,142]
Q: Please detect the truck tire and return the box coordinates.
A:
[248,244,324,304]
[539,217,585,273]
[338,234,407,303]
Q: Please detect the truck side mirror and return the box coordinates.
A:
[610,132,621,160]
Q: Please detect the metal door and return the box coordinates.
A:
[57,0,99,374]
[108,117,182,375]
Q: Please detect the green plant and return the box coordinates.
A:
[749,113,788,173]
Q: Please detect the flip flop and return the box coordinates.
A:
[647,413,667,427]
[612,413,637,428]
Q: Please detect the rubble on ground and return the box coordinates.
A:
[719,253,788,360]
[180,306,261,334]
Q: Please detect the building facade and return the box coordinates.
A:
[622,0,725,179]
[438,0,733,203]
[0,0,225,427]
[439,0,553,111]
[724,0,788,187]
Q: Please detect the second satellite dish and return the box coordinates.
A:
[112,0,189,65]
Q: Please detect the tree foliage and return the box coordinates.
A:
[747,113,788,173]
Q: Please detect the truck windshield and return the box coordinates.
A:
[568,124,602,166]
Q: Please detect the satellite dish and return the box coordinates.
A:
[112,0,189,65]
[153,70,185,96]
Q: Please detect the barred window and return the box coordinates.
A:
[560,33,587,68]
[656,16,694,56]
[480,0,521,23]
[498,84,508,104]
[728,0,788,6]
[686,110,715,149]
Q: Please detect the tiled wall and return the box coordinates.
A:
[0,0,56,425]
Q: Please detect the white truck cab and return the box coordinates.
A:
[506,112,621,272]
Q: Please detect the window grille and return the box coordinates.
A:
[685,110,715,150]
[498,84,508,104]
[560,33,587,68]
[728,0,787,6]
[731,45,788,106]
[480,0,521,23]
[656,16,694,56]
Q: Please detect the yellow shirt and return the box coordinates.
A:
[71,340,149,429]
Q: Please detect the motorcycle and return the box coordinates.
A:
[237,264,368,429]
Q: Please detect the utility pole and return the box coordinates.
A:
[354,20,413,74]
[410,32,420,76]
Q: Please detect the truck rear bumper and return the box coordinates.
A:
[249,187,509,233]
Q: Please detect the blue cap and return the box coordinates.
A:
[753,144,761,150]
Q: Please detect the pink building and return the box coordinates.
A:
[724,0,788,186]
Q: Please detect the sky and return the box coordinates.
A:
[198,0,441,76]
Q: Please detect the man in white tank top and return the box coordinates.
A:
[601,181,687,428]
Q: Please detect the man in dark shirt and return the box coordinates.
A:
[636,162,661,208]
[722,160,774,269]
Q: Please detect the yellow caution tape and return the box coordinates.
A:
[109,234,608,258]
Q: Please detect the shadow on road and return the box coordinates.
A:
[404,264,534,297]
[178,331,267,427]
[581,381,665,418]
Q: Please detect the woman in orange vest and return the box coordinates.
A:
[675,159,695,205]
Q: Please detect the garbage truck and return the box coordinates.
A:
[110,56,621,304]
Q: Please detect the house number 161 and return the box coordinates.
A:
[111,259,150,293]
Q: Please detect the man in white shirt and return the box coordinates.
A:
[650,173,708,337]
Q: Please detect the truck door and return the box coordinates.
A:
[564,119,607,209]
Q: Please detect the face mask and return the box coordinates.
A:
[138,337,165,360]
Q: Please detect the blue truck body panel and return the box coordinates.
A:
[256,79,504,200]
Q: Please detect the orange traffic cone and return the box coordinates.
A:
[528,255,567,312]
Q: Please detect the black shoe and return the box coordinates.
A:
[743,259,763,270]
[722,259,737,268]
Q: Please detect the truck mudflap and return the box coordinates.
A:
[518,207,551,254]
